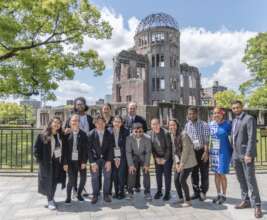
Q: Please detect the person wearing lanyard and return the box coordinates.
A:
[126,123,152,201]
[231,100,262,218]
[64,97,95,198]
[65,114,89,204]
[148,118,172,201]
[108,115,130,199]
[209,107,232,205]
[88,115,115,204]
[101,103,114,128]
[34,117,67,210]
[169,119,197,207]
[124,102,147,192]
[184,107,210,201]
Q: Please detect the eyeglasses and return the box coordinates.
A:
[134,130,143,134]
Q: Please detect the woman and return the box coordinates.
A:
[108,115,130,199]
[209,107,232,204]
[101,103,114,128]
[169,119,197,207]
[34,116,67,210]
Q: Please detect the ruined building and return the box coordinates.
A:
[112,12,201,105]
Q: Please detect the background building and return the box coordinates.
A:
[201,81,228,106]
[112,12,201,105]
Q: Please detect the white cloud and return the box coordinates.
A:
[46,80,96,106]
[83,7,139,68]
[180,27,257,89]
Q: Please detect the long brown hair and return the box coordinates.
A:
[42,116,64,144]
[168,119,183,155]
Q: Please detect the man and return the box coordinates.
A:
[65,114,88,204]
[148,118,172,201]
[124,102,147,192]
[126,123,152,201]
[231,100,262,218]
[65,97,95,197]
[88,115,114,204]
[184,107,210,201]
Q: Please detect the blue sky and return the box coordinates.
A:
[46,0,267,105]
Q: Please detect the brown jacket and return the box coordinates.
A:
[172,131,197,169]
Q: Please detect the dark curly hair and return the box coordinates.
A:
[73,97,89,113]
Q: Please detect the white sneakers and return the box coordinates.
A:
[47,200,56,210]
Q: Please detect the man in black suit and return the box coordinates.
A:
[65,114,88,204]
[124,102,147,192]
[88,115,115,204]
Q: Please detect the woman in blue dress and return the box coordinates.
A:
[209,107,232,204]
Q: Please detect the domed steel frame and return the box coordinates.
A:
[135,12,179,35]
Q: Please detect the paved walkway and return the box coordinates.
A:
[1,173,267,220]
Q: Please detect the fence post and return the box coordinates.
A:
[30,129,34,172]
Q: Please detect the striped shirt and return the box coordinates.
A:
[184,120,210,150]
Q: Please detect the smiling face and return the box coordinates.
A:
[102,105,111,115]
[151,118,160,133]
[70,114,80,130]
[232,102,243,116]
[75,99,86,113]
[51,118,61,134]
[95,118,105,130]
[213,108,224,123]
[133,127,143,138]
[168,120,178,134]
[128,102,137,116]
[113,117,122,129]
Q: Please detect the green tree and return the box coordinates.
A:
[0,102,34,124]
[241,32,267,108]
[0,0,112,100]
[214,90,244,108]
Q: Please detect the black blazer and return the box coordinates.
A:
[88,128,115,163]
[33,133,67,195]
[65,114,95,133]
[124,115,148,132]
[107,127,130,160]
[65,130,89,165]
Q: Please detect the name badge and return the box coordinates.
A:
[72,152,78,161]
[193,139,201,148]
[174,155,180,163]
[54,148,61,158]
[114,148,121,157]
[212,139,220,149]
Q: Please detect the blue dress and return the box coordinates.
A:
[209,120,233,174]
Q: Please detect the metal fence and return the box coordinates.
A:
[0,127,267,172]
[0,128,41,172]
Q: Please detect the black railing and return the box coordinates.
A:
[0,127,267,172]
[0,128,41,172]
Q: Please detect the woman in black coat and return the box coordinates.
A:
[34,116,67,210]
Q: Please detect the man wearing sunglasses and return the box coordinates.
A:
[126,123,152,201]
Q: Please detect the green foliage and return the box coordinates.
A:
[214,90,244,109]
[241,32,267,108]
[0,0,112,99]
[0,102,34,124]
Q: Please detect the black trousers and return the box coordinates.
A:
[128,160,150,194]
[191,148,209,195]
[67,161,87,199]
[155,159,173,193]
[110,159,127,195]
[174,168,193,201]
[47,157,61,201]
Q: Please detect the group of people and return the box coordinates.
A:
[33,98,263,218]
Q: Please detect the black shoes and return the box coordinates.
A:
[154,191,163,200]
[65,198,71,204]
[91,196,98,204]
[104,194,112,203]
[77,195,84,202]
[163,192,171,201]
